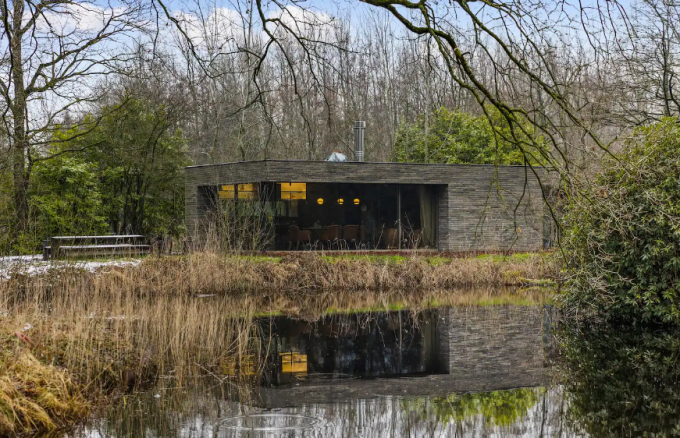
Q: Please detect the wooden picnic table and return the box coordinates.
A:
[43,235,150,260]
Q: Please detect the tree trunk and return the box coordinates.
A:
[11,0,29,230]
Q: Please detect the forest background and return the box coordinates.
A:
[0,0,675,254]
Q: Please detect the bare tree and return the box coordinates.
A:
[163,0,628,173]
[135,0,666,190]
[0,0,150,229]
[615,0,680,123]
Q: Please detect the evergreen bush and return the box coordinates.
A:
[561,118,680,323]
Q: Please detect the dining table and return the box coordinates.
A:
[305,227,328,242]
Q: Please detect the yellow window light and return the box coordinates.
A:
[280,182,307,192]
[281,191,307,200]
[317,198,324,205]
[238,183,256,191]
[221,355,256,376]
[353,198,360,205]
[237,183,257,199]
[279,182,307,200]
[218,184,235,199]
[337,198,344,205]
[280,352,307,373]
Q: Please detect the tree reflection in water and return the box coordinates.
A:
[431,388,543,427]
[61,305,588,438]
[58,308,680,437]
[558,322,680,437]
[66,379,579,438]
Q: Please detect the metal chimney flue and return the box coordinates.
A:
[354,121,365,162]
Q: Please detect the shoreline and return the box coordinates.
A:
[0,251,557,436]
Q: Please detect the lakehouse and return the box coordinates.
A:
[184,159,547,252]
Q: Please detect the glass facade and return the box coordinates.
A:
[208,182,438,250]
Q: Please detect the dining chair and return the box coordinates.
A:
[326,225,341,249]
[359,225,368,249]
[288,225,311,250]
[342,225,359,249]
[381,228,398,249]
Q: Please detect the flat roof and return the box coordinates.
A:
[185,159,544,186]
[185,159,532,169]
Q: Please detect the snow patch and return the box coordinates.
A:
[0,255,142,279]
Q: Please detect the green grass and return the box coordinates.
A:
[47,251,550,265]
[475,252,539,262]
[321,254,409,264]
[250,287,556,318]
[474,297,547,306]
[228,255,282,263]
[323,302,410,314]
[235,252,545,265]
[320,254,455,265]
[253,310,284,317]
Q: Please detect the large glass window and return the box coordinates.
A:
[280,183,307,200]
[207,182,437,251]
[218,183,258,200]
[277,200,299,218]
[218,184,236,199]
[271,183,438,250]
[237,183,257,199]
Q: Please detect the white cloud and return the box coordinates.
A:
[168,4,343,52]
[36,3,132,34]
[172,7,245,47]
[267,5,342,44]
[173,8,255,49]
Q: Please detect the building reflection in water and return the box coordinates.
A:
[257,306,552,407]
[66,305,572,438]
[260,310,441,386]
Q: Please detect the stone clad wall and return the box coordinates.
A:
[258,305,553,406]
[436,305,551,389]
[185,160,546,251]
[445,166,544,251]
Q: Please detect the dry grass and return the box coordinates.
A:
[0,251,556,435]
[0,348,88,436]
[96,251,556,296]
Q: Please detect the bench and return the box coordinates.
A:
[42,235,150,260]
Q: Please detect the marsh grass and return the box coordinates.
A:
[0,250,555,435]
[169,251,556,293]
[0,349,88,435]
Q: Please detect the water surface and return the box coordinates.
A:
[63,305,680,437]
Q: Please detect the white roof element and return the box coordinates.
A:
[326,151,348,162]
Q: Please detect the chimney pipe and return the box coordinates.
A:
[354,121,365,162]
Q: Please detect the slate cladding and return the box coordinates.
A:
[185,160,546,251]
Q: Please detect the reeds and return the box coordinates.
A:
[0,251,556,435]
[0,350,88,435]
[99,251,556,296]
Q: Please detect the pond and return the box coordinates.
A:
[61,304,680,437]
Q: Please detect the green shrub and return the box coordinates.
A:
[393,106,546,165]
[558,322,680,436]
[404,387,543,427]
[31,155,109,239]
[560,118,680,323]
